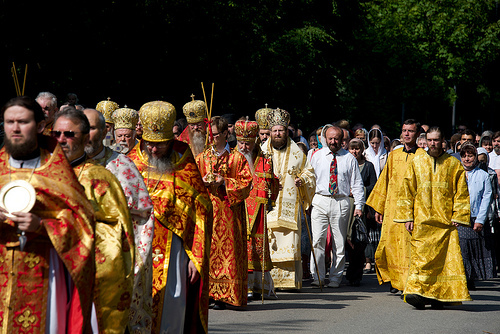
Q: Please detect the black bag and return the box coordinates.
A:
[352,216,370,244]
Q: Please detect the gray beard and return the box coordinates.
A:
[146,150,174,174]
[238,148,255,173]
[84,140,102,157]
[190,131,206,157]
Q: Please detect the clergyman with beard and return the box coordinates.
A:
[261,108,316,290]
[128,100,212,333]
[0,96,95,332]
[111,107,139,154]
[235,119,280,300]
[221,113,237,148]
[255,106,273,145]
[82,107,155,331]
[176,95,208,159]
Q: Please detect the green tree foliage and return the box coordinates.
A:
[361,0,500,105]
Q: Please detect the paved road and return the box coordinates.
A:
[208,272,500,334]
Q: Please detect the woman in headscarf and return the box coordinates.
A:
[364,128,387,178]
[347,139,378,277]
[459,143,496,290]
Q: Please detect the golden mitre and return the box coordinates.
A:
[267,108,290,129]
[235,120,259,142]
[139,101,176,142]
[96,97,119,123]
[255,106,273,130]
[182,94,207,124]
[112,107,139,130]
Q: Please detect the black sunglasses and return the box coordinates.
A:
[50,130,82,138]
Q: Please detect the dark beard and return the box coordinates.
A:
[228,132,237,143]
[5,136,39,160]
[146,149,174,174]
[271,135,288,150]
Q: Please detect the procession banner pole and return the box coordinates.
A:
[22,64,28,96]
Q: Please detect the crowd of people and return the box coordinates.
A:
[0,91,498,333]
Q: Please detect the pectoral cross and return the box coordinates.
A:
[153,249,164,263]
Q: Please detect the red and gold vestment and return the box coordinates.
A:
[0,139,95,334]
[245,150,279,272]
[129,140,212,334]
[196,147,252,306]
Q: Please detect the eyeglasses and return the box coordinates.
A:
[50,130,83,138]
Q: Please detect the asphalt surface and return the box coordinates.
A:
[208,271,500,334]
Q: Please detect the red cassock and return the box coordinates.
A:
[196,148,252,306]
[245,151,279,272]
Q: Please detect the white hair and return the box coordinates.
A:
[36,92,57,107]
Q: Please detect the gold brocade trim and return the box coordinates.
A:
[267,218,299,231]
[23,254,40,269]
[17,309,36,329]
[152,249,164,264]
[2,249,14,334]
[421,181,449,188]
[153,178,211,234]
[156,232,172,317]
[454,202,470,210]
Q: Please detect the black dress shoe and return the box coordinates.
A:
[390,286,399,294]
[430,300,444,310]
[349,280,361,287]
[213,301,226,310]
[467,280,476,291]
[405,294,426,310]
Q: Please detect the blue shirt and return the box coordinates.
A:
[466,167,492,224]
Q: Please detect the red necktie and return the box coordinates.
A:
[329,153,338,195]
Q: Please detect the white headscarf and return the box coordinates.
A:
[365,128,387,178]
[320,124,333,148]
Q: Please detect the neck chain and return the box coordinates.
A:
[9,156,41,183]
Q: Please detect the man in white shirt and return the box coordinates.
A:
[310,126,365,288]
[489,131,500,181]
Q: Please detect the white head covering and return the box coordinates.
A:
[365,128,387,178]
[320,124,333,149]
[477,147,489,165]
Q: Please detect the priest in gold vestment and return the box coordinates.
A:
[196,116,252,309]
[261,109,316,289]
[366,119,425,292]
[130,101,212,333]
[395,127,471,309]
[53,108,135,333]
[84,108,155,333]
[0,97,95,334]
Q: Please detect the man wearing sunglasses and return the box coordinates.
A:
[83,107,154,332]
[128,101,212,333]
[53,107,135,334]
[0,96,95,333]
[196,116,253,310]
